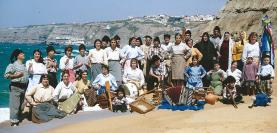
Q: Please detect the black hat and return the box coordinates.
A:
[46,46,56,53]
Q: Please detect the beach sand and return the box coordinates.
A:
[44,60,277,133]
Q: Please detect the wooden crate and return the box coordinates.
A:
[129,99,155,114]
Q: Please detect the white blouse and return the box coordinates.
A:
[242,42,260,62]
[59,55,74,70]
[123,68,145,87]
[92,73,118,91]
[53,81,76,101]
[121,45,144,60]
[161,42,173,52]
[26,59,47,74]
[105,47,122,61]
[169,42,190,55]
[226,69,242,85]
[88,49,108,65]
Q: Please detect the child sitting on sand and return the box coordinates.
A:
[207,62,227,95]
[222,76,243,105]
[112,88,128,112]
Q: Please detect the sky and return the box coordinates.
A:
[0,0,227,28]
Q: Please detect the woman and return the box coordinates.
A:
[169,33,191,86]
[105,38,123,85]
[185,39,203,66]
[232,32,246,71]
[25,74,54,106]
[74,71,96,107]
[53,70,77,113]
[59,46,75,82]
[148,37,165,61]
[26,49,47,92]
[44,46,58,88]
[194,32,217,72]
[242,32,260,66]
[218,32,234,71]
[4,49,29,126]
[123,58,145,88]
[92,64,118,95]
[88,39,108,81]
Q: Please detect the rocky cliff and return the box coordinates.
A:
[193,0,277,42]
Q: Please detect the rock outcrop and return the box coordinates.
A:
[193,0,277,42]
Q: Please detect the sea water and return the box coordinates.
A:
[0,43,93,122]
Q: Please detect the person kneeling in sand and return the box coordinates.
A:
[221,76,243,105]
[26,74,66,123]
[52,70,81,114]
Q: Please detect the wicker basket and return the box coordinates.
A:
[129,99,155,114]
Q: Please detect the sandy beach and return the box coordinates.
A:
[42,55,277,133]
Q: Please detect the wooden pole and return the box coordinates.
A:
[105,81,113,111]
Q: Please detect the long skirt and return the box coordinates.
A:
[91,63,102,82]
[68,69,75,83]
[58,93,81,114]
[108,60,122,82]
[27,75,42,92]
[171,55,186,80]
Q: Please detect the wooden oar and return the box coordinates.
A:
[105,81,113,111]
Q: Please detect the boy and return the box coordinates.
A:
[257,55,275,96]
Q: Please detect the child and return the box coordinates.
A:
[207,62,227,96]
[257,55,275,96]
[92,64,118,95]
[148,55,167,90]
[242,56,258,96]
[226,61,242,93]
[184,56,206,90]
[222,76,243,105]
[112,88,128,112]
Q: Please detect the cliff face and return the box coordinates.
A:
[193,0,277,42]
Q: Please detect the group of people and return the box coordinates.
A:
[4,26,275,126]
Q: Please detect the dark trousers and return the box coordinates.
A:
[9,85,26,123]
[48,72,58,88]
[147,76,159,91]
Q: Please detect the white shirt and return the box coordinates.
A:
[242,42,260,62]
[226,69,242,85]
[59,55,74,70]
[88,49,108,65]
[92,73,118,91]
[210,37,221,49]
[121,45,144,60]
[105,47,122,61]
[169,42,190,55]
[161,42,173,52]
[258,64,275,77]
[26,59,47,74]
[53,81,75,101]
[123,67,145,87]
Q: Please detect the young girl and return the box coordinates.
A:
[92,64,118,95]
[242,56,258,96]
[26,49,48,92]
[112,87,128,112]
[59,46,75,83]
[184,56,206,90]
[222,76,243,105]
[207,62,227,96]
[88,39,108,81]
